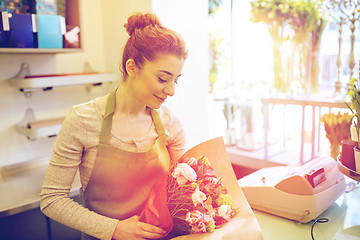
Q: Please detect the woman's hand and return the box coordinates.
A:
[112,215,167,240]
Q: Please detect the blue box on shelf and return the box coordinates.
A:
[0,11,37,48]
[37,14,65,48]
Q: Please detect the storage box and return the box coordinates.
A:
[0,11,37,48]
[36,14,64,48]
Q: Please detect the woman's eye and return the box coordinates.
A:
[158,77,167,83]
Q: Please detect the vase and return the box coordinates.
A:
[330,143,341,160]
[341,140,357,171]
[354,146,360,172]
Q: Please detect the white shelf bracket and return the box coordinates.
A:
[15,108,36,140]
[12,63,32,97]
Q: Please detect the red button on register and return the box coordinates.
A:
[305,168,326,188]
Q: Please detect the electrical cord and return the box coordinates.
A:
[311,217,329,240]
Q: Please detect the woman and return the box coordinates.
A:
[40,12,188,240]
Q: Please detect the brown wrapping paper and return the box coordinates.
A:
[171,137,263,240]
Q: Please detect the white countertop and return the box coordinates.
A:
[253,178,360,240]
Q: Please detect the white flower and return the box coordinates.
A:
[192,186,207,207]
[216,205,232,222]
[172,163,197,185]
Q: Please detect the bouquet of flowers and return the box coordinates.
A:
[139,137,262,240]
[166,155,238,237]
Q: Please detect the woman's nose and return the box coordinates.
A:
[164,82,175,96]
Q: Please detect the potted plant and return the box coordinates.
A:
[320,112,352,160]
[345,77,360,172]
[250,0,327,93]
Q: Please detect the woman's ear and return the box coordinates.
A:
[125,59,137,77]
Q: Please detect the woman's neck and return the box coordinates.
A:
[115,82,147,117]
[110,83,153,139]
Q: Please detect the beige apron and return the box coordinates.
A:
[83,88,171,239]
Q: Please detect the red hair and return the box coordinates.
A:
[121,12,188,79]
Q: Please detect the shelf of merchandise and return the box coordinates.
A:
[0,0,82,54]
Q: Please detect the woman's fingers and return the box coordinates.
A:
[137,221,167,239]
[112,215,167,240]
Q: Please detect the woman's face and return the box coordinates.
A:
[130,54,185,109]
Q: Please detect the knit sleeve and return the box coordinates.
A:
[40,105,118,240]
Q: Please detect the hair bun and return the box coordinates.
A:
[124,12,161,36]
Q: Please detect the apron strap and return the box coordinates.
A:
[99,88,167,144]
[149,108,167,148]
[99,88,117,143]
[150,108,166,137]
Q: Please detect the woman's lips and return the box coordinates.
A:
[155,95,166,103]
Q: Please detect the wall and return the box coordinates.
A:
[0,0,209,167]
[101,0,152,73]
[152,0,210,149]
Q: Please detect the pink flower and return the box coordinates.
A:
[185,210,215,233]
[185,210,203,225]
[191,186,207,207]
[172,163,197,185]
[203,165,217,178]
[199,177,218,193]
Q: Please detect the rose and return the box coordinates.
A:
[172,163,197,185]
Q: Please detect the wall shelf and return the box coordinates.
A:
[0,48,83,54]
[10,63,120,96]
[10,72,120,92]
[15,109,65,140]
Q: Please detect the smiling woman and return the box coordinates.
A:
[40,12,189,240]
[123,54,184,110]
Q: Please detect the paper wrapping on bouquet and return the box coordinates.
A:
[139,173,174,234]
[140,137,263,240]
